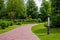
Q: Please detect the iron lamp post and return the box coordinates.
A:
[47,14,50,35]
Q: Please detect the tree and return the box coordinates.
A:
[6,0,27,19]
[50,0,60,28]
[40,0,51,21]
[27,0,38,19]
[0,0,4,18]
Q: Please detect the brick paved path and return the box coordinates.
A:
[0,24,40,40]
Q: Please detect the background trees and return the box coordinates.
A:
[1,0,60,28]
[50,0,60,28]
[27,0,38,19]
[0,0,39,19]
[0,0,5,19]
[40,0,51,21]
[6,0,27,19]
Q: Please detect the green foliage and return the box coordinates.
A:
[40,0,51,21]
[0,21,9,29]
[16,22,21,25]
[0,23,6,29]
[17,19,42,23]
[0,20,14,29]
[9,21,14,26]
[27,0,38,19]
[44,22,48,27]
[51,0,60,28]
[0,0,4,10]
[51,14,60,28]
[6,0,27,19]
[0,0,5,19]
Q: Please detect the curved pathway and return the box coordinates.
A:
[0,24,40,40]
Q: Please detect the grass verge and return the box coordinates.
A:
[0,24,28,34]
[0,25,19,34]
[32,23,60,40]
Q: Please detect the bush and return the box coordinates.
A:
[9,21,14,26]
[13,20,17,23]
[10,22,13,26]
[51,14,60,28]
[44,22,53,28]
[1,23,6,29]
[0,22,9,29]
[0,19,22,29]
[44,22,48,27]
[23,19,41,23]
[37,18,42,23]
[31,19,37,22]
[14,19,42,23]
[0,20,12,29]
[16,22,21,25]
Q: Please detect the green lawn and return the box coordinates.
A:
[32,23,60,40]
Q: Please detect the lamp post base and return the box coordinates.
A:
[47,26,50,35]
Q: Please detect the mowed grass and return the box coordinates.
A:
[0,25,19,34]
[32,23,60,40]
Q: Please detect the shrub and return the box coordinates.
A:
[1,23,5,29]
[51,14,60,28]
[17,19,42,23]
[44,22,48,27]
[0,22,9,29]
[13,20,17,23]
[8,21,14,26]
[0,20,11,29]
[16,22,21,25]
[37,18,42,23]
[9,21,14,26]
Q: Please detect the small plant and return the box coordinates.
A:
[16,22,21,25]
[37,18,42,23]
[0,20,11,29]
[10,22,13,26]
[0,22,9,29]
[1,23,5,29]
[9,21,14,26]
[44,22,48,27]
